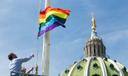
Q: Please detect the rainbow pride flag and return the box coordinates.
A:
[38,6,70,37]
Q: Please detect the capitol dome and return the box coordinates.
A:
[60,57,128,76]
[60,16,128,76]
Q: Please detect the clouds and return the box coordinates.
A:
[103,29,128,44]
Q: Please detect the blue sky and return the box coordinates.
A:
[0,0,128,76]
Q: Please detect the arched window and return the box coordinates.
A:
[86,46,88,56]
[89,45,91,56]
[112,74,118,76]
[94,45,96,56]
[77,65,83,70]
[93,63,98,69]
[98,45,100,56]
[92,74,100,76]
[65,69,69,74]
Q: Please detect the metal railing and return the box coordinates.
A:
[10,72,44,76]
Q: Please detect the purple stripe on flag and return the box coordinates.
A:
[38,22,60,37]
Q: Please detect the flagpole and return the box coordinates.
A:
[42,0,51,76]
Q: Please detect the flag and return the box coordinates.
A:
[38,6,70,37]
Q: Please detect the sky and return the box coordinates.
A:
[0,0,128,76]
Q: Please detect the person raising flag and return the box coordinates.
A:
[8,52,34,76]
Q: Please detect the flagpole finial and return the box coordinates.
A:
[45,0,51,7]
[91,13,96,32]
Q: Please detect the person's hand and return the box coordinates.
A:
[27,67,34,73]
[30,67,34,71]
[31,67,34,70]
[32,54,34,57]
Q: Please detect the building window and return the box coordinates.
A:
[65,69,69,74]
[86,46,88,56]
[90,45,91,56]
[98,45,100,56]
[112,74,118,76]
[93,63,99,69]
[92,74,100,76]
[77,65,83,70]
[94,45,96,56]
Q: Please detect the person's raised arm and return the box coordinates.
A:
[20,54,34,63]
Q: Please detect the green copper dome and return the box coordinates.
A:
[60,16,128,76]
[60,57,128,76]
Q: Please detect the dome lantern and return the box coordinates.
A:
[84,15,106,57]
